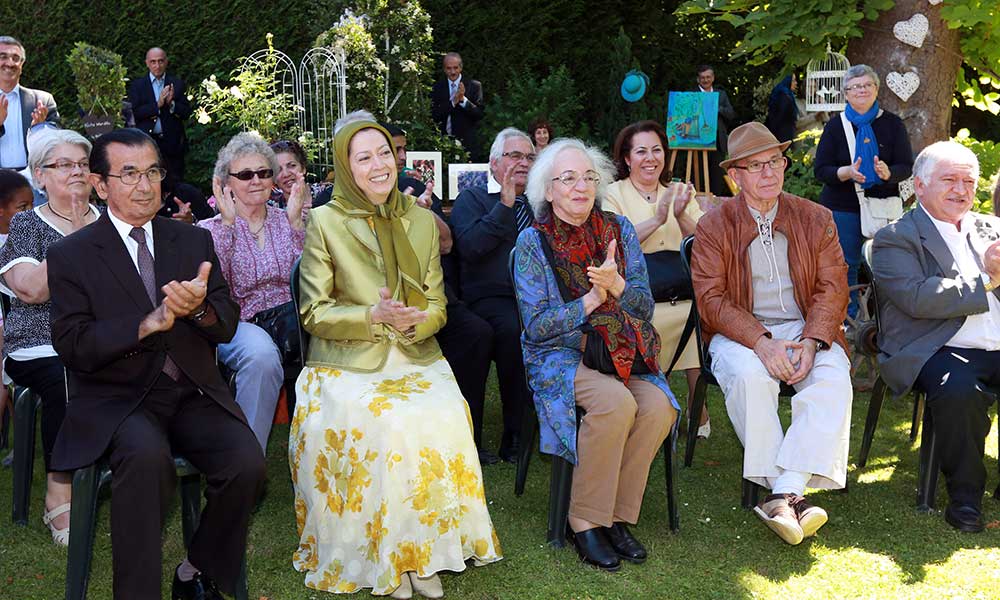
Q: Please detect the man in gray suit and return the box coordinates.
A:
[872,140,1000,533]
[0,36,58,171]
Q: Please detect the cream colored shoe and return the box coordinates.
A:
[409,572,444,599]
[390,572,413,599]
[753,493,804,545]
[42,502,71,546]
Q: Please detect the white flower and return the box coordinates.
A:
[196,107,211,124]
[391,45,400,54]
[230,86,243,100]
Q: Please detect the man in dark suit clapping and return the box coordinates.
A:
[47,129,264,599]
[431,52,484,160]
[127,48,192,179]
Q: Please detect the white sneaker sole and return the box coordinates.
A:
[753,506,804,545]
[799,509,828,538]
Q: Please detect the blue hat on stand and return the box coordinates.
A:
[620,70,649,103]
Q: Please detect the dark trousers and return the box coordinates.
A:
[6,356,66,472]
[469,296,530,442]
[436,301,493,447]
[109,373,265,598]
[915,346,1000,506]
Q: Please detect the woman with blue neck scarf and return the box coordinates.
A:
[814,64,913,318]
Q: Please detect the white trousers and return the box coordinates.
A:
[709,320,852,490]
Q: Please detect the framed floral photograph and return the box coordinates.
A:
[405,151,443,192]
[448,163,490,201]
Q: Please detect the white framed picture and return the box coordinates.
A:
[405,151,443,193]
[448,163,490,201]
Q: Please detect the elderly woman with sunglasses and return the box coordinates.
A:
[198,132,306,451]
[0,128,100,545]
[513,138,678,572]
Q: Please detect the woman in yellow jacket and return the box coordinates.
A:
[290,119,501,599]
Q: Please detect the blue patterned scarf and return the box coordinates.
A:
[845,100,880,190]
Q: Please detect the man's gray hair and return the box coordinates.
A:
[913,140,980,184]
[28,128,91,174]
[443,52,462,66]
[525,138,615,222]
[843,64,880,90]
[213,131,278,182]
[0,36,25,60]
[334,110,377,135]
[489,127,533,166]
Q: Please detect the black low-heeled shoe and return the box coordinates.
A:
[945,502,984,533]
[603,522,647,563]
[568,527,622,572]
[172,568,224,600]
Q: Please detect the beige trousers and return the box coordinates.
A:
[570,361,677,527]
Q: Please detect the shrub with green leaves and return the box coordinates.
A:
[66,42,126,122]
[955,128,998,215]
[481,65,587,149]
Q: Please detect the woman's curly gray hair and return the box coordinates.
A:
[213,131,278,182]
[525,138,615,222]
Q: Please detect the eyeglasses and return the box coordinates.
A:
[844,82,877,93]
[229,168,274,181]
[732,156,787,173]
[0,53,24,65]
[41,160,89,173]
[552,170,601,187]
[502,151,536,163]
[107,167,167,185]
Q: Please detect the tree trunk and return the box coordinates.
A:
[846,0,962,153]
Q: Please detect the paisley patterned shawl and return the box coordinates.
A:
[535,209,660,382]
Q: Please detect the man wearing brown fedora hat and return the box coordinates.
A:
[690,121,852,545]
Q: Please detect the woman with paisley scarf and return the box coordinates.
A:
[814,64,913,318]
[291,117,501,599]
[513,138,679,572]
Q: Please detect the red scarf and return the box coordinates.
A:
[536,210,661,382]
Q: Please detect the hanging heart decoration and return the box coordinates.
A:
[886,72,920,102]
[928,0,942,5]
[893,13,929,48]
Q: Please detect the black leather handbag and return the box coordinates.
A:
[644,250,693,303]
[250,300,301,369]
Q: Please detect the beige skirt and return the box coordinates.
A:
[289,347,502,595]
[652,299,701,372]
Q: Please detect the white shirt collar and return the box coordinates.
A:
[487,173,501,194]
[920,203,973,238]
[3,84,19,98]
[448,75,462,87]
[108,207,154,248]
[699,85,713,93]
[149,72,164,84]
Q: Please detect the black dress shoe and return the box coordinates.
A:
[568,528,622,572]
[945,502,984,533]
[478,449,501,465]
[603,522,647,563]
[498,432,521,464]
[172,568,224,600]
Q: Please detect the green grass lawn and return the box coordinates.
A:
[2,371,999,600]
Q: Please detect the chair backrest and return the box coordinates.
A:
[0,291,11,320]
[289,257,309,367]
[678,234,712,374]
[859,239,883,334]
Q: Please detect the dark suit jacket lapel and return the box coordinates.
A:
[94,213,155,311]
[152,217,180,297]
[914,207,960,279]
[18,88,33,143]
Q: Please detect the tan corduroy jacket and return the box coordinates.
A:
[690,191,849,352]
[298,200,446,372]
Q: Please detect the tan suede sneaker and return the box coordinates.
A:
[753,493,804,545]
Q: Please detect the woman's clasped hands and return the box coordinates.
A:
[371,287,428,335]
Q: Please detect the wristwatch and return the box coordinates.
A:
[190,303,209,321]
[985,276,998,292]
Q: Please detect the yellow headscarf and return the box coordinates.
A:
[331,121,428,310]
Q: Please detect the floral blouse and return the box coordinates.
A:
[198,206,305,321]
[512,214,680,463]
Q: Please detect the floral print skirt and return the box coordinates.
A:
[289,347,502,595]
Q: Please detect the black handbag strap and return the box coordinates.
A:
[664,301,696,377]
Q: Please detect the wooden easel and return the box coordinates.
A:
[668,149,711,194]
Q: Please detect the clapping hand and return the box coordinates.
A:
[286,172,308,230]
[984,240,1000,282]
[454,82,466,105]
[161,261,212,318]
[371,287,428,332]
[212,176,238,226]
[587,239,625,299]
[171,197,194,223]
[840,157,866,184]
[0,95,7,124]
[30,101,48,126]
[873,155,891,181]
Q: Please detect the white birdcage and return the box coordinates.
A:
[805,44,850,113]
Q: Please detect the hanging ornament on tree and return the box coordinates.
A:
[886,71,920,102]
[893,14,930,48]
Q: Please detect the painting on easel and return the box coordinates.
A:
[666,91,719,150]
